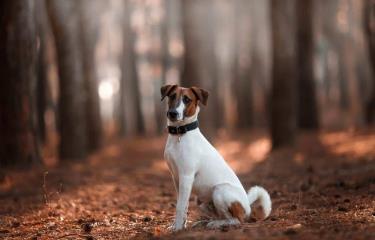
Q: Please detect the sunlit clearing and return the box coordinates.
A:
[99,81,114,100]
[321,132,375,159]
[246,138,271,162]
[216,137,270,174]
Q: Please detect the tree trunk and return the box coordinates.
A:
[341,1,363,126]
[47,0,88,160]
[155,0,174,134]
[35,0,50,143]
[78,0,103,151]
[181,0,221,137]
[364,0,375,124]
[119,0,145,136]
[234,0,253,129]
[296,0,319,129]
[270,0,297,149]
[0,0,41,167]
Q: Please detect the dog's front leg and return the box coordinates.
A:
[172,174,194,231]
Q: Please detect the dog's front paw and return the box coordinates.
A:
[167,223,176,232]
[167,220,186,232]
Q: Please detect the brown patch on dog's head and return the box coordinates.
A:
[182,88,199,117]
[190,86,209,106]
[161,84,181,111]
[161,84,178,101]
[229,202,246,223]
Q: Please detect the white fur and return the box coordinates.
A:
[175,97,185,121]
[247,186,272,218]
[164,107,272,231]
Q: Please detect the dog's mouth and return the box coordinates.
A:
[167,115,184,122]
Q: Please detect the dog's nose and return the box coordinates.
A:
[167,109,178,119]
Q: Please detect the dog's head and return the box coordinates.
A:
[161,85,209,122]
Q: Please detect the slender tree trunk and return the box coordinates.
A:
[337,50,350,110]
[270,0,297,149]
[35,0,50,143]
[154,0,172,134]
[47,0,87,160]
[181,0,221,137]
[78,0,103,151]
[0,0,41,167]
[296,0,319,129]
[234,0,253,129]
[364,0,375,124]
[340,1,363,126]
[119,0,145,136]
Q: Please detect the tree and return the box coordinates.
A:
[234,0,253,129]
[0,0,41,167]
[340,0,363,126]
[296,0,319,129]
[180,0,222,137]
[364,0,375,124]
[119,0,145,136]
[47,0,88,159]
[270,0,297,148]
[78,0,103,151]
[154,0,174,134]
[35,0,50,143]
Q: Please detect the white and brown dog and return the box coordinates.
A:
[161,85,271,231]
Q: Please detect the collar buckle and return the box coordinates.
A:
[177,126,187,134]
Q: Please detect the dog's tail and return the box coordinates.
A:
[247,186,272,219]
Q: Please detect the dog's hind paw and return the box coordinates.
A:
[191,220,209,228]
[206,219,240,229]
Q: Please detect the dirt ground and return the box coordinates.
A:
[0,129,374,240]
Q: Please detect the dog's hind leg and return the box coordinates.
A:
[192,200,217,228]
[205,184,247,229]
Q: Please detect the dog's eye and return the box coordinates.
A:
[170,94,176,100]
[183,96,191,104]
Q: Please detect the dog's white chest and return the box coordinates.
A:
[164,130,200,174]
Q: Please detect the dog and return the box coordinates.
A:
[161,84,271,231]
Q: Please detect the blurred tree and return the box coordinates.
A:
[119,0,145,136]
[0,0,41,167]
[270,0,297,148]
[234,0,253,129]
[341,1,364,126]
[181,0,222,137]
[155,0,174,134]
[364,0,375,124]
[47,0,88,159]
[35,0,50,143]
[296,0,319,129]
[78,0,103,151]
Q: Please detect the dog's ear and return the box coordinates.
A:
[161,84,178,101]
[190,86,209,106]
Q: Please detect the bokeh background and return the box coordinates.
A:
[0,0,375,239]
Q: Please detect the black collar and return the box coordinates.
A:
[167,121,199,135]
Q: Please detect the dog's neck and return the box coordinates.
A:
[167,107,200,128]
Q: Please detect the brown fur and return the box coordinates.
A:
[183,88,199,117]
[228,202,246,223]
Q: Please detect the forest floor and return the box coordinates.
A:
[0,129,375,240]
